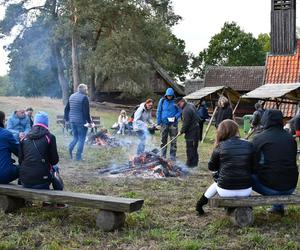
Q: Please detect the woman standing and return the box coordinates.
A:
[215,96,233,128]
[196,119,254,215]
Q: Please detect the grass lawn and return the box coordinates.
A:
[0,96,299,250]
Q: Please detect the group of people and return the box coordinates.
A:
[196,110,298,215]
[1,84,299,215]
[0,109,64,207]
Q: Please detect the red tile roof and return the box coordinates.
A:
[264,40,300,117]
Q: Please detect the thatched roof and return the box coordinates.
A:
[151,60,185,96]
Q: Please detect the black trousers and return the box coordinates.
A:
[185,128,200,167]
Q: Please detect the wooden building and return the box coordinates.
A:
[263,0,299,118]
[95,61,184,103]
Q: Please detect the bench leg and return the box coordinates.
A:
[228,207,254,227]
[96,210,126,231]
[0,195,25,213]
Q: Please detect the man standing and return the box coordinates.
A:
[156,88,181,160]
[252,109,298,215]
[250,102,264,132]
[26,107,34,128]
[64,84,92,161]
[7,108,31,140]
[176,97,200,167]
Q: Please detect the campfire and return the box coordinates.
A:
[99,150,189,178]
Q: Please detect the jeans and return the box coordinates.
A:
[0,164,19,184]
[69,123,88,161]
[251,175,295,211]
[160,124,178,160]
[137,130,147,154]
[22,165,63,190]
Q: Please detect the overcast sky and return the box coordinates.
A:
[0,0,296,76]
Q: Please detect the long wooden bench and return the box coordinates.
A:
[209,195,300,227]
[0,184,144,231]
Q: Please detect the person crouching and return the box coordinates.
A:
[19,112,65,207]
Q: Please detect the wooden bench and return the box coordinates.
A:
[210,195,300,227]
[56,115,101,134]
[0,184,144,231]
[91,116,101,133]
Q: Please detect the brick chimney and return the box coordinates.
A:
[271,0,296,55]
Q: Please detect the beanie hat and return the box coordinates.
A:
[165,88,174,96]
[34,111,49,127]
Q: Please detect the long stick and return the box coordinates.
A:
[201,106,218,143]
[159,134,180,153]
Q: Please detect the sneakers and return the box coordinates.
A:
[42,202,68,209]
[117,131,121,134]
[54,203,68,209]
[267,207,285,216]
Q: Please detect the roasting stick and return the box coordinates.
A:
[158,134,180,153]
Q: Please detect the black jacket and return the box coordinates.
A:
[19,126,59,185]
[215,104,233,128]
[252,109,298,191]
[208,137,254,190]
[180,102,199,138]
[251,108,264,128]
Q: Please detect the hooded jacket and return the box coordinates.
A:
[0,127,19,183]
[156,88,181,125]
[7,112,31,139]
[19,125,59,186]
[133,103,153,131]
[252,109,298,191]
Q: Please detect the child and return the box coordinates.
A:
[117,110,128,135]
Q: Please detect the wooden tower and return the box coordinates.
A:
[271,0,296,55]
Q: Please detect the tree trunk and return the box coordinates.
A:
[90,70,96,101]
[54,46,69,105]
[72,33,80,92]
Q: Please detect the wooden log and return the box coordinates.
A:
[228,207,254,227]
[96,210,126,231]
[0,184,144,213]
[0,195,25,213]
[209,195,300,208]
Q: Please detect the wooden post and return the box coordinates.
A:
[228,207,254,227]
[96,210,126,231]
[201,106,218,143]
[232,98,241,117]
[0,195,25,213]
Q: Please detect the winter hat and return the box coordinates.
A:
[165,88,174,96]
[34,111,49,127]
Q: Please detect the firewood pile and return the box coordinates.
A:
[99,150,189,178]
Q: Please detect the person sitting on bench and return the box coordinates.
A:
[0,111,19,184]
[252,109,299,215]
[196,119,254,215]
[19,112,65,207]
[117,110,129,135]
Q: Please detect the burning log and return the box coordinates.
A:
[99,150,189,178]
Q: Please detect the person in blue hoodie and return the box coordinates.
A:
[156,88,181,160]
[0,111,19,184]
[7,108,31,141]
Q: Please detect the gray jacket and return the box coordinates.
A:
[133,103,153,131]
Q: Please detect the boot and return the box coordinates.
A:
[196,194,208,216]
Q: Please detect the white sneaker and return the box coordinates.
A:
[117,131,121,134]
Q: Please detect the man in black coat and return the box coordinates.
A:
[176,97,200,167]
[252,109,299,214]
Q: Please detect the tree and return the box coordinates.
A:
[0,0,189,102]
[192,22,266,78]
[257,33,271,54]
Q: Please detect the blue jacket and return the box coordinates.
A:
[7,112,31,139]
[197,105,209,121]
[156,97,181,125]
[0,127,19,183]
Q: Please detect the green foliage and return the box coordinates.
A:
[192,22,267,78]
[257,33,271,53]
[0,0,189,99]
[0,75,11,96]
